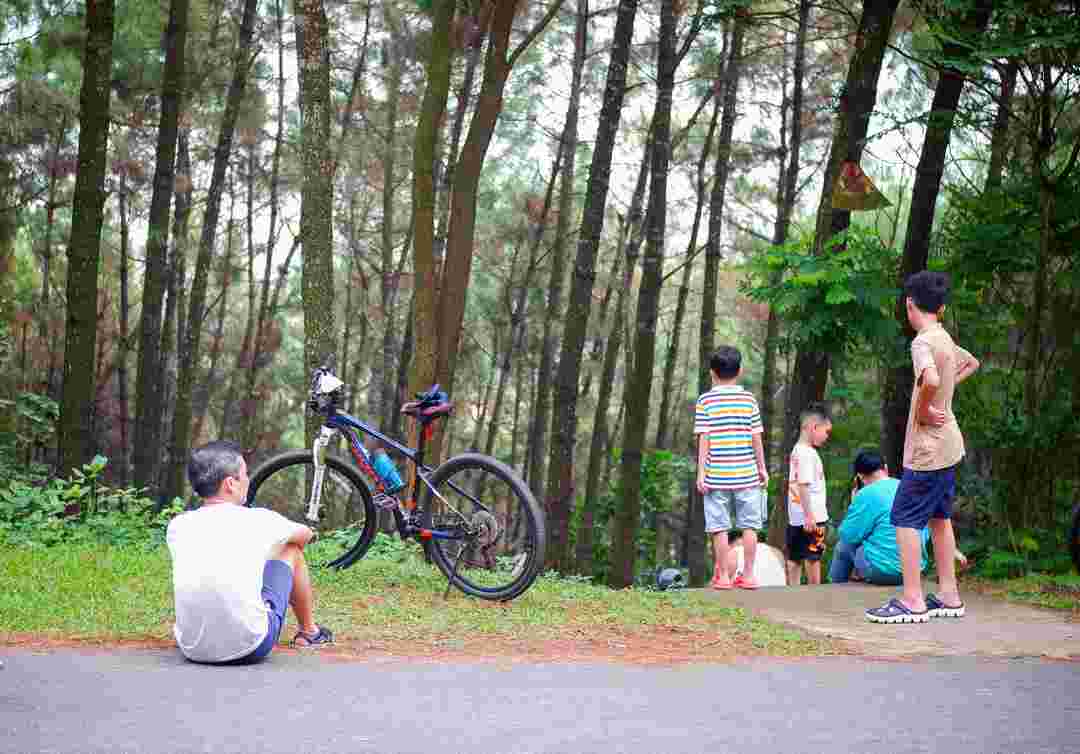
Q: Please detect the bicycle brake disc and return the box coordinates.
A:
[470,510,500,547]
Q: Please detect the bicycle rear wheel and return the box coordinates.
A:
[422,452,546,601]
[247,450,377,569]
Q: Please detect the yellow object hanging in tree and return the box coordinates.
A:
[832,161,891,211]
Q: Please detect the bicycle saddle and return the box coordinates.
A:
[401,384,453,419]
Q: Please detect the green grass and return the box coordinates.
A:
[966,572,1080,612]
[0,542,831,659]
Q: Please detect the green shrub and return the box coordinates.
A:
[0,456,181,548]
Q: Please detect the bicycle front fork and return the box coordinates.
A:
[306,425,337,523]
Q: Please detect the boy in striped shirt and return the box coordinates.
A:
[694,346,769,590]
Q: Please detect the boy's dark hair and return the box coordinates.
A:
[853,449,885,476]
[188,440,245,498]
[710,346,741,379]
[905,270,950,314]
[799,402,831,426]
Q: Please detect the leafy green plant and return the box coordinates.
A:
[0,456,179,548]
[741,227,901,355]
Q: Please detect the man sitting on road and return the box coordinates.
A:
[166,440,333,664]
[830,450,928,586]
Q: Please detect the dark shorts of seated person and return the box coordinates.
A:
[786,523,827,562]
[219,560,293,665]
[890,465,957,530]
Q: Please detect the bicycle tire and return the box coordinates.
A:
[247,450,377,569]
[1071,503,1080,574]
[421,452,546,601]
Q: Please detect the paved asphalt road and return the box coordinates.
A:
[2,649,1077,754]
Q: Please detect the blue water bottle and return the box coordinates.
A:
[372,450,405,494]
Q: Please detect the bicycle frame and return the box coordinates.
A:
[310,406,489,542]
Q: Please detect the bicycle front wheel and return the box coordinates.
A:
[422,453,546,601]
[247,450,377,569]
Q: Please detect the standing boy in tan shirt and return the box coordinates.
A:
[867,271,979,624]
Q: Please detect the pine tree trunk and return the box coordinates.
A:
[541,0,591,572]
[880,0,991,475]
[41,117,66,398]
[655,82,719,451]
[198,194,236,444]
[609,0,676,590]
[116,173,131,485]
[577,127,651,578]
[763,0,808,550]
[435,1,560,397]
[58,0,114,476]
[437,2,519,398]
[408,0,454,484]
[133,0,189,489]
[0,155,18,445]
[296,0,337,447]
[688,17,745,586]
[239,0,288,452]
[369,24,402,435]
[435,34,481,272]
[783,0,900,489]
[985,56,1018,193]
[762,0,808,478]
[169,0,258,496]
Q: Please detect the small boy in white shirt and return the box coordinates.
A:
[786,404,832,585]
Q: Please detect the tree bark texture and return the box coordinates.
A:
[0,155,18,444]
[436,2,519,396]
[133,0,189,488]
[542,0,589,573]
[880,0,992,476]
[59,0,115,475]
[762,0,808,476]
[296,0,337,447]
[782,0,900,494]
[408,0,455,493]
[240,0,289,452]
[764,0,808,550]
[688,17,745,586]
[655,81,720,452]
[168,0,258,498]
[116,173,131,484]
[563,0,641,571]
[609,0,676,590]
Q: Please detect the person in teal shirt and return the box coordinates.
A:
[830,450,928,585]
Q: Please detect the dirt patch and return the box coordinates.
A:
[1,624,849,667]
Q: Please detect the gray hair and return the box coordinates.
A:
[188,440,245,498]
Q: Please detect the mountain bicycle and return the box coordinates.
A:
[245,367,546,601]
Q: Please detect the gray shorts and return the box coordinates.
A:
[704,487,765,533]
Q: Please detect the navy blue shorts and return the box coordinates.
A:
[890,466,957,530]
[236,560,293,663]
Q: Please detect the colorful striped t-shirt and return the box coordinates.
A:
[694,385,763,490]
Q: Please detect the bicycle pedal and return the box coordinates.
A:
[373,493,400,511]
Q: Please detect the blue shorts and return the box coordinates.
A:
[237,560,293,663]
[890,466,957,530]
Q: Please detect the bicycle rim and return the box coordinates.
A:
[424,453,546,601]
[247,451,377,569]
